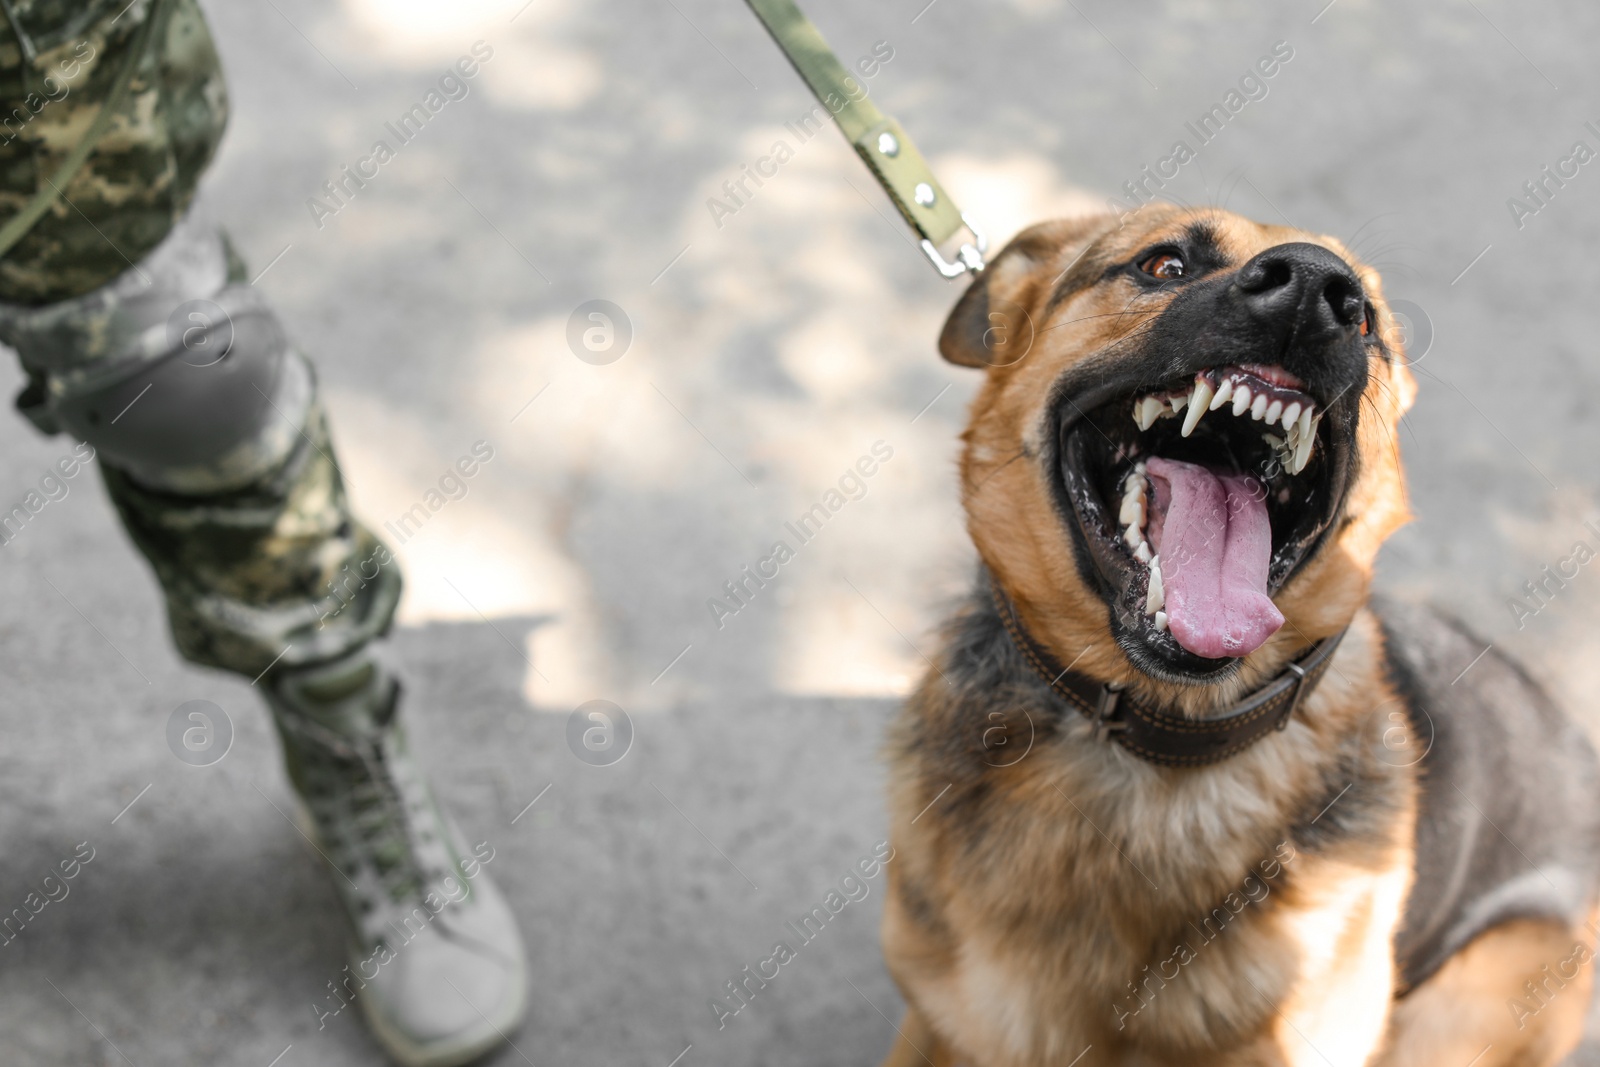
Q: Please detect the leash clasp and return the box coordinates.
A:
[920,213,988,278]
[1093,681,1127,742]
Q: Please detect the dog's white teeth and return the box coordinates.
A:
[1289,438,1310,474]
[1265,432,1296,472]
[1154,610,1168,632]
[1210,379,1233,411]
[1288,414,1319,473]
[1281,402,1302,433]
[1134,540,1152,563]
[1132,371,1319,475]
[1182,379,1213,437]
[1145,555,1165,614]
[1120,468,1150,551]
[1119,491,1145,528]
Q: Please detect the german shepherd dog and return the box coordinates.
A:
[879,206,1600,1066]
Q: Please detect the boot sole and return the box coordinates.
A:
[358,954,530,1067]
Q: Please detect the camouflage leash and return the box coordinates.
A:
[0,0,173,259]
[744,0,986,278]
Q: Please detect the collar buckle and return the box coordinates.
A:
[1093,682,1127,742]
[1275,662,1310,731]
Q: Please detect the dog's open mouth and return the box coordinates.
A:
[1058,362,1351,680]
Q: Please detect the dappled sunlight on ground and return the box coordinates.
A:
[6,0,1600,1061]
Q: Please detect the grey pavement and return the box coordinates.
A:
[3,0,1600,1064]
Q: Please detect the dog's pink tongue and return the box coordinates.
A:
[1145,457,1283,659]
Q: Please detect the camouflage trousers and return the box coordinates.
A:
[0,213,401,679]
[0,0,398,680]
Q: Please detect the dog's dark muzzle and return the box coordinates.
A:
[1142,242,1369,406]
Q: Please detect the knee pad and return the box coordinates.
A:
[0,214,313,494]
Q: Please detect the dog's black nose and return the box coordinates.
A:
[1232,242,1364,342]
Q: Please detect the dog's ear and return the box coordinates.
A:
[939,215,1116,368]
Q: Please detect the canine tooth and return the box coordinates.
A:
[1231,384,1252,416]
[1265,399,1284,426]
[1296,405,1314,442]
[1210,379,1234,410]
[1180,396,1209,438]
[1134,541,1152,563]
[1250,393,1268,420]
[1154,610,1168,631]
[1145,556,1165,614]
[1282,402,1302,432]
[1183,380,1214,437]
[1291,423,1315,472]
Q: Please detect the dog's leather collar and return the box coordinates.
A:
[992,587,1346,768]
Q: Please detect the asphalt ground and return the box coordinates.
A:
[4,0,1600,1063]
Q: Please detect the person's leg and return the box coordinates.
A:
[0,4,528,1064]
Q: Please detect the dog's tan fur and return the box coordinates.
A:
[879,206,1593,1066]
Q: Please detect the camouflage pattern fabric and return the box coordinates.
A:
[101,405,402,679]
[0,0,226,304]
[0,0,401,679]
[0,213,318,491]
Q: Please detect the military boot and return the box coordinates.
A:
[265,646,528,1067]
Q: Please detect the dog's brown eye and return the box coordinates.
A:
[1360,303,1375,337]
[1139,252,1185,279]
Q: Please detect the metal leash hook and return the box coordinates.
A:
[922,214,988,277]
[746,0,987,279]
